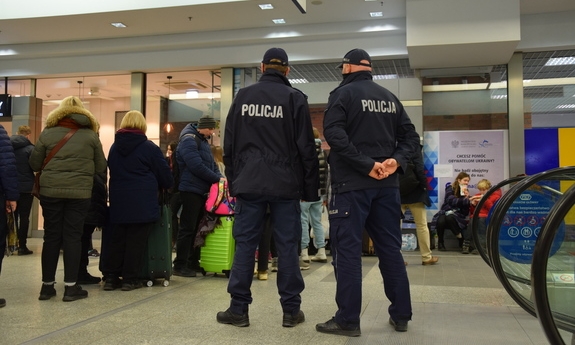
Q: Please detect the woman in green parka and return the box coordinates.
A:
[29,96,107,302]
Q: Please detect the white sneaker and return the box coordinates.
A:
[271,258,278,272]
[311,248,327,263]
[301,248,310,263]
[299,257,310,270]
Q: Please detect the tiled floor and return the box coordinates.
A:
[0,238,564,344]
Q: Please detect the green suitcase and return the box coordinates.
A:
[140,205,172,286]
[200,216,235,278]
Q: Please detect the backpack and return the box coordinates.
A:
[399,162,419,197]
[205,179,236,215]
[171,133,202,193]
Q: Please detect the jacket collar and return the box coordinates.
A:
[259,69,291,87]
[339,71,372,87]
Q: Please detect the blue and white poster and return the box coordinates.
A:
[499,190,564,264]
[424,130,509,219]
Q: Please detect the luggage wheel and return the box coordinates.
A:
[146,280,154,287]
[224,270,230,278]
[162,279,170,287]
[201,268,206,276]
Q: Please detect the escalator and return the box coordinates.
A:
[481,167,575,344]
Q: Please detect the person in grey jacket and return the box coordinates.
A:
[10,125,35,255]
[0,123,19,309]
[29,96,107,302]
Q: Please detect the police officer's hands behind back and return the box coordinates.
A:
[368,159,399,180]
[369,162,386,180]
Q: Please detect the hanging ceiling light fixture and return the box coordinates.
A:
[164,76,173,133]
[77,80,83,99]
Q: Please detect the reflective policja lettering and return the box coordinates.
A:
[361,100,397,113]
[241,104,284,118]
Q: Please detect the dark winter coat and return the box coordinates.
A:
[400,146,431,206]
[316,139,329,199]
[433,184,471,230]
[29,105,106,199]
[108,130,173,224]
[224,69,319,201]
[176,124,221,195]
[323,71,420,194]
[0,124,19,201]
[84,171,108,226]
[10,134,34,193]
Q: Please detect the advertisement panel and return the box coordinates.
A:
[424,130,509,219]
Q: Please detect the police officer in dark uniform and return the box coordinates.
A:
[316,48,420,336]
[217,47,319,328]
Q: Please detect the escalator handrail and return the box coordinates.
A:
[486,166,575,318]
[471,176,525,267]
[532,180,575,343]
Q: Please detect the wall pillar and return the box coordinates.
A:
[507,52,525,176]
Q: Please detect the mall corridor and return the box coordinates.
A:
[0,238,560,344]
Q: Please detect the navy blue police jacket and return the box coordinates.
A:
[224,69,319,201]
[176,124,222,195]
[108,130,173,224]
[323,71,420,194]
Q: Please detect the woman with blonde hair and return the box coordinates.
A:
[30,96,107,302]
[103,110,173,291]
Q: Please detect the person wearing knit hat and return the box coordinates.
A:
[172,114,223,278]
[197,116,217,129]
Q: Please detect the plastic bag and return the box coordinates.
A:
[401,233,417,251]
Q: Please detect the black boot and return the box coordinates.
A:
[438,242,446,251]
[462,240,470,254]
[38,283,57,300]
[77,272,102,285]
[458,237,464,248]
[63,284,88,302]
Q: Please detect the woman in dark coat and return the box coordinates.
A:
[433,172,472,251]
[104,110,173,291]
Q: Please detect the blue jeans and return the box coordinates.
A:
[227,193,304,315]
[300,200,326,249]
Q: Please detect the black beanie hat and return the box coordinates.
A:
[197,116,216,129]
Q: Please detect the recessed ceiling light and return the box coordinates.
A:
[370,12,383,17]
[557,104,575,109]
[545,57,575,66]
[289,78,309,84]
[272,19,286,24]
[259,4,274,10]
[111,22,127,28]
[373,74,398,80]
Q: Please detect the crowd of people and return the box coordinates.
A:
[0,47,504,339]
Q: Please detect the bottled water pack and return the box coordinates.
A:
[401,233,417,251]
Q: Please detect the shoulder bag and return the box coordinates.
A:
[32,128,78,198]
